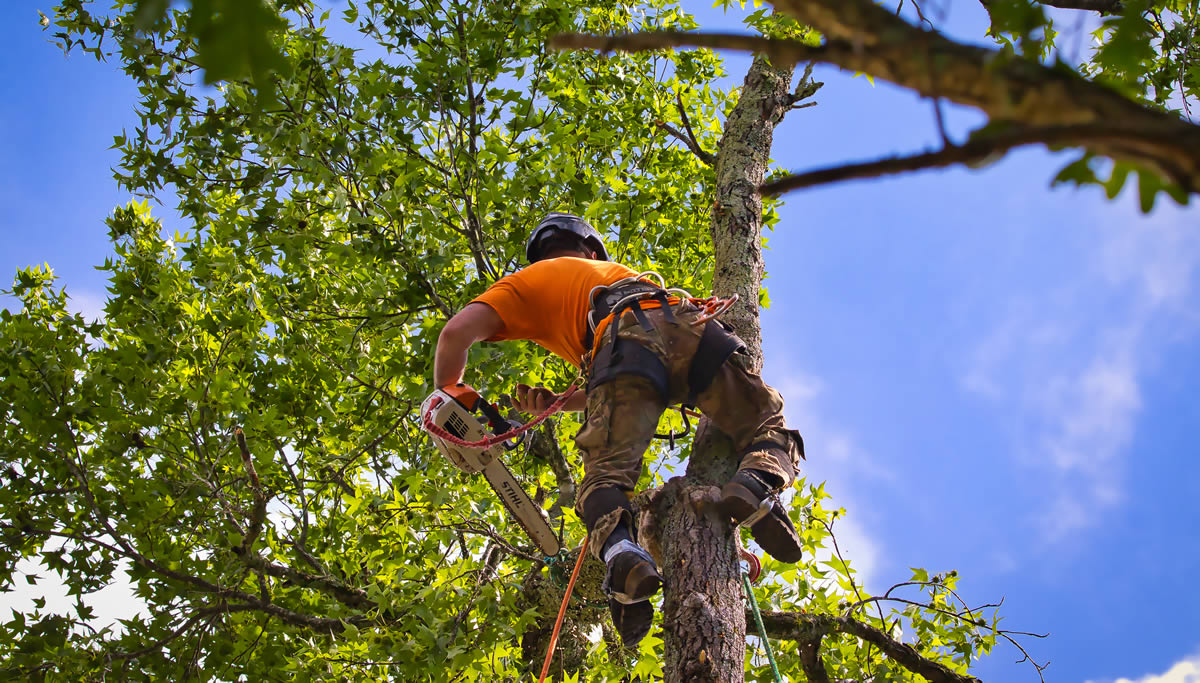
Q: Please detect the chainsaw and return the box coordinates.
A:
[420,383,561,557]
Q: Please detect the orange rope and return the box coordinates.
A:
[538,538,589,683]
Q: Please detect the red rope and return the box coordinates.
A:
[538,538,589,683]
[739,547,762,584]
[688,293,739,326]
[422,384,579,449]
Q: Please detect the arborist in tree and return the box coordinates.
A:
[432,212,805,645]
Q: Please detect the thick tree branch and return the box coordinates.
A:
[834,613,981,683]
[107,604,260,662]
[234,428,268,554]
[553,22,1200,194]
[235,550,377,610]
[798,633,832,683]
[666,91,717,165]
[753,610,981,683]
[526,421,576,521]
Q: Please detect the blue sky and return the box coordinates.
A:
[3,2,1199,682]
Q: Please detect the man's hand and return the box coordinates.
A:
[514,384,558,414]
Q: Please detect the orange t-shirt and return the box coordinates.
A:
[471,257,640,366]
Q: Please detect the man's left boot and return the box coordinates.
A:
[602,539,661,604]
[608,599,654,647]
[601,539,661,646]
[718,469,804,564]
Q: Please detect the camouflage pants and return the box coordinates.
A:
[574,302,804,560]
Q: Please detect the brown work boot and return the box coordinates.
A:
[608,598,654,647]
[601,540,660,646]
[602,540,662,604]
[719,470,804,564]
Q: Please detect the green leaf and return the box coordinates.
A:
[1051,154,1098,189]
[1104,163,1132,199]
[1135,168,1190,213]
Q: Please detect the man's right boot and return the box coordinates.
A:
[601,539,661,646]
[718,469,804,564]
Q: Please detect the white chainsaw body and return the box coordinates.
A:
[421,389,499,473]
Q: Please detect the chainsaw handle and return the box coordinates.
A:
[475,397,525,449]
[499,419,528,450]
[435,383,528,449]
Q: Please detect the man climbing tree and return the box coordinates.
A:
[431,211,805,645]
[11,0,1197,679]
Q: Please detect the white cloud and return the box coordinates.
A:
[1087,651,1200,683]
[1098,205,1200,309]
[774,371,895,486]
[767,368,887,590]
[1041,357,1140,473]
[960,199,1200,541]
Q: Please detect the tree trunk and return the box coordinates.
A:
[653,55,796,683]
[709,56,795,374]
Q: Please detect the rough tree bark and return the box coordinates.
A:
[647,55,797,683]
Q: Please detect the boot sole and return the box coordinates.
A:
[609,599,654,646]
[719,481,804,564]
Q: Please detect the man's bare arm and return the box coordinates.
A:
[433,303,504,389]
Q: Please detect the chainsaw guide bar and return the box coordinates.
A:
[422,389,562,557]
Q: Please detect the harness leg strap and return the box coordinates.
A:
[587,338,670,404]
[685,320,746,406]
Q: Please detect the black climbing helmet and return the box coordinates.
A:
[525,212,609,263]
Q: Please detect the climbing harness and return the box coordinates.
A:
[583,271,742,445]
[584,270,739,350]
[740,547,782,683]
[421,383,578,556]
[538,538,590,683]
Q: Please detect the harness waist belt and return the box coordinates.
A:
[584,278,675,352]
[588,280,664,329]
